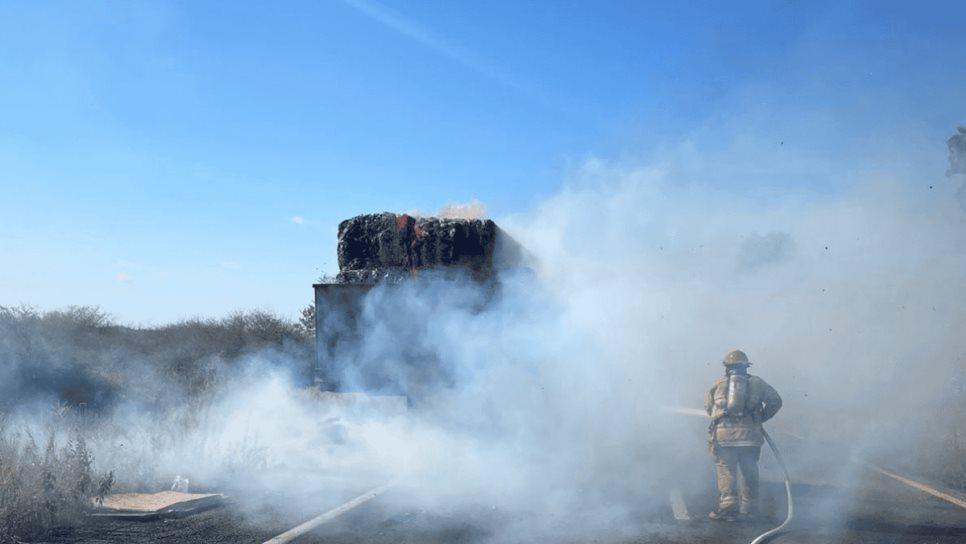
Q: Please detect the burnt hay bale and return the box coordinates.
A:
[336,212,502,282]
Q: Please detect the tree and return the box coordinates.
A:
[298,303,315,339]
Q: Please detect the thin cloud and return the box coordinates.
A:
[290,215,306,225]
[339,0,589,123]
[341,0,513,87]
[115,272,131,282]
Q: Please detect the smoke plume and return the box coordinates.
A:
[295,140,966,537]
[4,132,966,541]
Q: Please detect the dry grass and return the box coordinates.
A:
[0,422,114,543]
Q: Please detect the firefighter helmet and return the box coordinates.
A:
[722,349,751,366]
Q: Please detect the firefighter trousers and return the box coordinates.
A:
[712,445,761,514]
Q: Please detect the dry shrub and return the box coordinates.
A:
[0,422,113,543]
[0,305,313,410]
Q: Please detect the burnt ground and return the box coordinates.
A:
[31,450,966,544]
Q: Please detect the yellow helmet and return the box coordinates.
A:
[722,349,751,366]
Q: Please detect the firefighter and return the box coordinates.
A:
[705,349,782,521]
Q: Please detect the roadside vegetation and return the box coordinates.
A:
[0,305,313,542]
[0,305,314,410]
[0,424,114,544]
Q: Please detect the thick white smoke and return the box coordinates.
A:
[204,148,965,536]
[28,139,961,539]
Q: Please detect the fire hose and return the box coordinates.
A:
[749,428,794,544]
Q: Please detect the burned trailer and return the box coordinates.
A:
[313,212,524,397]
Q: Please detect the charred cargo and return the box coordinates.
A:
[313,213,523,395]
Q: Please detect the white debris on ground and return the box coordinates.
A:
[98,491,220,513]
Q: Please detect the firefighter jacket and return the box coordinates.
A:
[705,374,782,448]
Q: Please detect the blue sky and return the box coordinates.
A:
[1,0,964,324]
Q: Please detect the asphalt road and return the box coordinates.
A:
[30,424,966,544]
[35,463,966,544]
